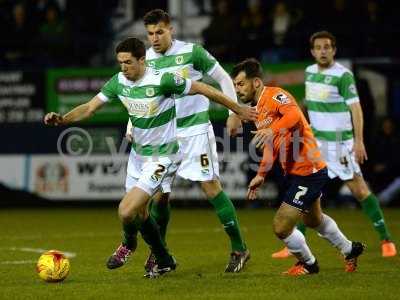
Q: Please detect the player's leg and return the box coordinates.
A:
[107,185,174,273]
[326,140,396,256]
[201,179,249,272]
[178,127,249,272]
[273,203,319,276]
[304,197,365,272]
[149,191,170,246]
[108,154,177,275]
[271,222,306,259]
[119,186,175,276]
[346,175,396,257]
[145,191,171,274]
[106,173,141,269]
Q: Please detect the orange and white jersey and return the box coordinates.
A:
[256,86,326,177]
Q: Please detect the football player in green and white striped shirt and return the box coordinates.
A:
[126,9,251,273]
[44,37,257,277]
[272,31,396,259]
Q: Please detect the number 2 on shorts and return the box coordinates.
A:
[294,186,308,200]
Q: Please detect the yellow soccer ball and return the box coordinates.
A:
[36,250,70,282]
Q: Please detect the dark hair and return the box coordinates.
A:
[115,37,145,59]
[310,31,337,49]
[143,9,170,26]
[231,58,263,79]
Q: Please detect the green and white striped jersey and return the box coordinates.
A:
[97,68,191,157]
[146,40,217,137]
[305,62,359,142]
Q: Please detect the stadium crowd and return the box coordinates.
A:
[0,0,399,68]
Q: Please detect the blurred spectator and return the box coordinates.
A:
[65,0,118,66]
[262,1,301,63]
[325,0,354,57]
[359,0,384,57]
[369,117,400,199]
[26,0,60,29]
[34,5,69,66]
[134,0,167,20]
[238,0,267,59]
[357,78,376,147]
[1,2,34,66]
[202,0,239,61]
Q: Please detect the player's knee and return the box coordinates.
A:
[118,208,132,223]
[351,184,370,200]
[273,219,292,239]
[156,193,170,205]
[118,204,136,223]
[303,215,322,228]
[201,180,222,199]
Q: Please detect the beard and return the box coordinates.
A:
[317,58,333,68]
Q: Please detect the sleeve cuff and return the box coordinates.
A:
[345,97,359,105]
[97,92,109,102]
[182,79,192,95]
[206,62,219,76]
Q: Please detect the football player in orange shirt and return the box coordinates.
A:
[232,58,365,276]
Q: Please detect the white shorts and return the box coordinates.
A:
[125,149,179,196]
[318,139,362,181]
[176,125,220,181]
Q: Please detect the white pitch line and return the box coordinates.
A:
[1,260,36,265]
[0,226,253,241]
[4,247,76,258]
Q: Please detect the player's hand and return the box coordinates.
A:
[125,132,133,143]
[44,112,64,126]
[226,114,242,137]
[251,128,273,149]
[235,105,258,122]
[353,140,368,164]
[247,175,264,200]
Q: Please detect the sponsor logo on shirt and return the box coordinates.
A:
[255,116,273,129]
[174,74,185,86]
[272,92,290,104]
[122,87,130,96]
[348,83,356,95]
[121,98,159,117]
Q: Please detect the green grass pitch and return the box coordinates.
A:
[1,207,399,299]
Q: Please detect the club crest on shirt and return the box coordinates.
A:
[324,76,332,84]
[272,92,290,104]
[175,55,184,65]
[146,87,155,97]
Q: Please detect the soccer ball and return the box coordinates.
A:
[36,250,70,282]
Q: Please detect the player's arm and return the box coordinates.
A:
[189,80,257,122]
[251,91,301,149]
[341,72,368,164]
[44,96,105,126]
[247,139,277,200]
[126,118,133,143]
[209,65,242,136]
[349,102,368,163]
[193,44,242,135]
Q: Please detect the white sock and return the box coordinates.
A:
[315,214,352,256]
[283,228,316,265]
